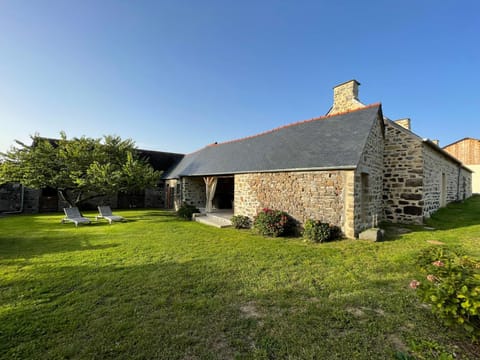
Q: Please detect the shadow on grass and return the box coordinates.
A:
[27,211,178,225]
[0,236,120,260]
[381,195,480,241]
[425,195,480,230]
[1,256,476,360]
[0,260,242,359]
[135,211,178,219]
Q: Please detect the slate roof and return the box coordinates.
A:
[138,149,184,172]
[163,104,382,179]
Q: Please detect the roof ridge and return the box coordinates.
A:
[443,137,480,149]
[205,103,382,149]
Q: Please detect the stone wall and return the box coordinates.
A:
[0,183,23,212]
[55,189,163,211]
[0,183,142,214]
[24,188,40,213]
[383,122,473,223]
[182,177,205,210]
[233,175,261,218]
[145,188,163,208]
[460,167,473,198]
[422,145,472,218]
[342,172,355,238]
[234,170,352,237]
[383,122,424,223]
[78,194,119,210]
[354,113,385,235]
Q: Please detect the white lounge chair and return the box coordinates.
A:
[96,206,125,224]
[62,207,91,227]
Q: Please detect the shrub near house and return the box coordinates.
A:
[303,219,331,243]
[302,219,343,243]
[231,215,251,229]
[253,208,295,237]
[177,203,200,220]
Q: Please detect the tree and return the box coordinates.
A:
[0,132,162,207]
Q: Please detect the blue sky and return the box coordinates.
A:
[0,0,479,154]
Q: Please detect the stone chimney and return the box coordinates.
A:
[329,80,365,115]
[394,118,411,131]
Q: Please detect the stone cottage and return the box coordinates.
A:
[443,138,480,194]
[1,80,472,238]
[162,80,472,238]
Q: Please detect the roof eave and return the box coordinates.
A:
[422,139,473,172]
[166,165,358,179]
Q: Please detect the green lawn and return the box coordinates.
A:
[1,197,479,359]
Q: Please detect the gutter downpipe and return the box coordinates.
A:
[3,184,25,214]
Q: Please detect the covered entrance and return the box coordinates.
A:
[195,176,234,228]
[203,176,234,213]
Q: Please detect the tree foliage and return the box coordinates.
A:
[0,132,162,207]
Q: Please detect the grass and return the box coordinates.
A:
[1,197,479,359]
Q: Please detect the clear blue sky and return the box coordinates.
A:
[1,0,479,154]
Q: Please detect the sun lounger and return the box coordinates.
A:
[96,206,125,224]
[62,207,91,227]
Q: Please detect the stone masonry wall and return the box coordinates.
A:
[182,177,206,210]
[24,188,40,213]
[460,167,473,199]
[0,184,39,213]
[383,123,424,224]
[145,188,163,208]
[233,175,261,218]
[234,170,353,237]
[354,114,385,235]
[0,183,23,212]
[422,145,472,218]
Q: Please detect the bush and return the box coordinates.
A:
[177,203,200,220]
[303,220,343,243]
[410,247,480,339]
[303,219,331,243]
[253,208,294,237]
[231,215,251,229]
